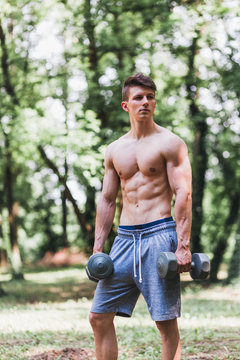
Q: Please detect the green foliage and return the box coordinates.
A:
[0,0,239,280]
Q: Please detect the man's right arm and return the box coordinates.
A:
[93,144,120,254]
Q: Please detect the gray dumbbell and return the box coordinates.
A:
[86,253,114,282]
[157,252,210,280]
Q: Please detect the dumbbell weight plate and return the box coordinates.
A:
[190,253,210,280]
[157,252,178,279]
[86,253,114,281]
[86,266,99,282]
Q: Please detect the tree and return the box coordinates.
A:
[0,0,239,282]
[0,17,23,278]
[0,0,44,277]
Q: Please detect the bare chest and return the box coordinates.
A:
[112,141,165,179]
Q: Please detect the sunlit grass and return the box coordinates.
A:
[0,267,239,359]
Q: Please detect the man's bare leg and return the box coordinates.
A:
[156,318,181,360]
[89,312,117,360]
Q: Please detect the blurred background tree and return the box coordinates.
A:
[0,0,239,282]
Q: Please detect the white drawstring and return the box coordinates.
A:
[139,233,142,283]
[133,233,137,278]
[120,222,169,284]
[132,232,143,283]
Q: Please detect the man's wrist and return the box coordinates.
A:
[93,246,103,254]
[177,243,190,251]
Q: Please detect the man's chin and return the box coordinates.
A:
[138,113,151,119]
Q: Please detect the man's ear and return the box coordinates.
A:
[121,101,128,112]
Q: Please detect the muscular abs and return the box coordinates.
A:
[111,134,173,225]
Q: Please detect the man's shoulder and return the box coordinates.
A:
[107,133,131,151]
[156,125,186,148]
[153,126,189,165]
[105,133,130,160]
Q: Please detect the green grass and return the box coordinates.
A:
[0,267,239,359]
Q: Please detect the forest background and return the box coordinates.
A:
[0,0,239,284]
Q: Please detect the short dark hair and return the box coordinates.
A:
[122,73,157,101]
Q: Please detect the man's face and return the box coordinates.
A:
[121,86,156,122]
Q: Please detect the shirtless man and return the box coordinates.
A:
[89,73,192,360]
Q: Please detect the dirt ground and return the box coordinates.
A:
[28,347,95,360]
[28,347,239,360]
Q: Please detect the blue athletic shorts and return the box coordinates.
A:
[91,217,181,321]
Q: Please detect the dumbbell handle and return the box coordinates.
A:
[157,252,210,280]
[176,261,205,272]
[175,261,196,272]
[176,256,210,273]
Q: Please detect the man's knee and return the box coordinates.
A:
[89,312,115,331]
[156,318,179,338]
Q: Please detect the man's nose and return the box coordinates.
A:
[142,96,149,106]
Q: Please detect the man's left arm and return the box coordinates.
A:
[166,137,192,273]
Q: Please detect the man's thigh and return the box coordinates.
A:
[91,235,140,317]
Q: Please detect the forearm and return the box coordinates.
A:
[93,195,116,253]
[174,189,192,251]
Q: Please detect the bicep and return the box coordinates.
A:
[101,147,120,202]
[102,167,120,202]
[166,142,192,195]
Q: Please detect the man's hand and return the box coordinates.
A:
[175,247,192,273]
[93,248,103,255]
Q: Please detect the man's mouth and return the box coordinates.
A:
[140,109,150,112]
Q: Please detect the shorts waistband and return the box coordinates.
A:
[119,217,173,230]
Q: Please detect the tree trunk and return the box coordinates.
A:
[191,120,208,253]
[185,32,208,253]
[0,21,19,106]
[210,195,239,282]
[38,145,92,235]
[0,223,7,294]
[227,213,240,282]
[210,148,240,281]
[84,184,96,252]
[0,207,8,268]
[5,136,24,279]
[1,20,23,279]
[61,187,68,248]
[82,0,109,127]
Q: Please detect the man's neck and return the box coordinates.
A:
[129,118,156,139]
